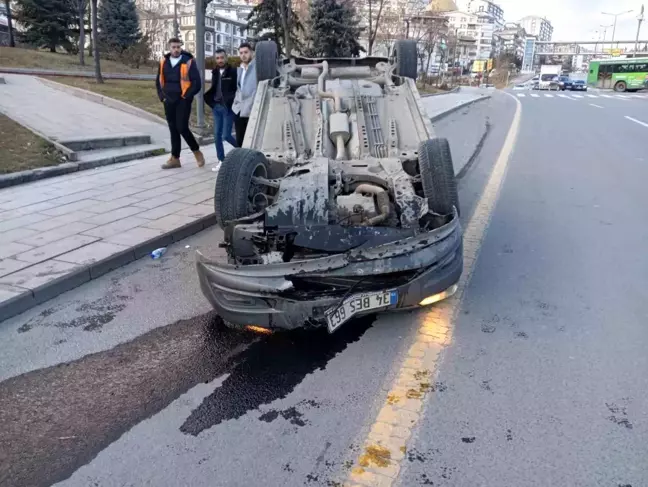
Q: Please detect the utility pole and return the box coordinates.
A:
[600,24,612,53]
[195,0,205,134]
[635,5,645,55]
[173,0,179,38]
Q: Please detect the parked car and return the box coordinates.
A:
[557,76,573,90]
[570,80,588,91]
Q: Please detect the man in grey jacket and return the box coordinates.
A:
[232,42,257,147]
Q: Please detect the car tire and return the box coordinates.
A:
[255,40,278,83]
[614,81,627,92]
[214,148,270,229]
[418,138,460,216]
[393,40,418,80]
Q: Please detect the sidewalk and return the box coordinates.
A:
[0,147,219,321]
[0,74,172,151]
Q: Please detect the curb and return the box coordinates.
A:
[0,214,218,323]
[429,94,491,123]
[0,147,167,189]
[420,86,461,98]
[456,119,491,180]
[0,66,156,80]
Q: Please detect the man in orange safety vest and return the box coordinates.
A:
[156,38,205,169]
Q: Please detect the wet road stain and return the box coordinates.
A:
[606,401,634,430]
[179,316,373,436]
[461,436,476,443]
[0,313,375,487]
[17,279,141,333]
[0,312,255,487]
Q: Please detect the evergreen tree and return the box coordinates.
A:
[14,0,75,52]
[307,0,363,57]
[246,0,303,55]
[98,0,141,54]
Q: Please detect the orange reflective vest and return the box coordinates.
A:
[158,58,193,98]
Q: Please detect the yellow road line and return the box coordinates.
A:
[346,93,523,487]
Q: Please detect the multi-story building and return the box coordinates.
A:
[518,15,553,41]
[137,0,251,60]
[455,0,504,28]
[444,9,497,63]
[495,22,527,61]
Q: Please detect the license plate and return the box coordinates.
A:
[326,290,398,333]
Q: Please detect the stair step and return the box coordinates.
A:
[76,144,167,169]
[59,133,152,151]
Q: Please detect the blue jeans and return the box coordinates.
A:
[212,104,237,161]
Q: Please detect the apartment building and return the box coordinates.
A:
[496,22,527,61]
[518,15,553,41]
[444,10,496,62]
[137,0,251,60]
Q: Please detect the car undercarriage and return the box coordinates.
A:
[197,40,464,332]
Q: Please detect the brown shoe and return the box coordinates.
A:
[193,150,206,168]
[161,156,181,169]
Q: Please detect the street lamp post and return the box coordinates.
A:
[600,24,613,53]
[635,5,645,55]
[195,0,205,134]
[602,9,633,47]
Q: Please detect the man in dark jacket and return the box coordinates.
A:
[204,48,238,163]
[156,38,205,170]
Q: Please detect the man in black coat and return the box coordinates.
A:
[205,48,238,164]
[156,38,205,169]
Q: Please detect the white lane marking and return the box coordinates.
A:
[544,94,554,98]
[517,93,526,97]
[530,93,540,98]
[586,94,598,98]
[616,96,630,100]
[590,103,604,108]
[557,94,568,98]
[625,116,648,128]
[600,94,613,98]
[572,94,584,98]
[618,94,630,98]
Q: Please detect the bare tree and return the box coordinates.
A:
[4,0,15,47]
[71,0,89,65]
[358,0,387,55]
[90,0,103,83]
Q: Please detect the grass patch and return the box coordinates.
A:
[0,114,65,174]
[0,46,156,74]
[42,77,214,131]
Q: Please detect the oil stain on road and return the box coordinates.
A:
[0,313,372,487]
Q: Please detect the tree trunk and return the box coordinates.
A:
[4,0,15,47]
[90,0,103,83]
[87,6,93,57]
[277,0,290,56]
[78,3,86,66]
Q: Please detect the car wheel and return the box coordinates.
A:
[392,40,418,80]
[255,40,278,83]
[418,138,460,216]
[614,81,627,92]
[214,148,271,229]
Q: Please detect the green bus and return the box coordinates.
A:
[587,57,648,92]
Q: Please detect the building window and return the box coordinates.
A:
[206,32,212,42]
[217,21,221,31]
[217,34,221,44]
[225,24,230,33]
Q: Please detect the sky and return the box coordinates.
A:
[497,0,645,42]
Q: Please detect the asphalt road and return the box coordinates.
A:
[2,90,645,487]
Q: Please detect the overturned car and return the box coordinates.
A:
[197,40,463,333]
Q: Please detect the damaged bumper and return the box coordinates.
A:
[197,213,463,330]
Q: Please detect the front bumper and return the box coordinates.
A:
[196,214,463,330]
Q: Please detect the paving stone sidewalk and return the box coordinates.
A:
[0,74,172,150]
[0,146,220,321]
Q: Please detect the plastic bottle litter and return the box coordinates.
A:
[150,247,167,259]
